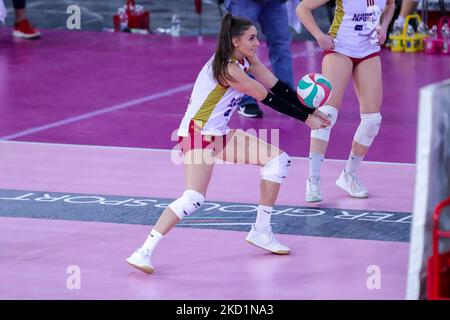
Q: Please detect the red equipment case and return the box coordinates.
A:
[113,0,150,32]
[427,196,450,300]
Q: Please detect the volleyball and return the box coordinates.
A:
[297,73,332,109]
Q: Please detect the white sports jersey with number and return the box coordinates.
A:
[177,55,250,137]
[329,0,387,58]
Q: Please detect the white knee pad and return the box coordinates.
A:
[354,112,382,147]
[310,105,339,142]
[260,152,291,184]
[168,189,205,220]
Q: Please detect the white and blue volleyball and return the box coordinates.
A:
[297,73,332,109]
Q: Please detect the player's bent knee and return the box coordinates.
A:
[168,189,205,219]
[310,105,339,142]
[354,112,382,147]
[261,152,291,184]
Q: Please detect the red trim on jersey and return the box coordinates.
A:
[323,50,380,67]
[178,120,230,155]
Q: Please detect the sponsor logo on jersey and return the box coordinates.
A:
[352,13,374,22]
[224,108,232,117]
[224,97,242,116]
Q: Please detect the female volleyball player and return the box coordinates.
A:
[127,13,330,274]
[297,0,395,202]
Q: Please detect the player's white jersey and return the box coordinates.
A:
[177,55,250,137]
[329,0,387,58]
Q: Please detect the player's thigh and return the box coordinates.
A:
[352,56,383,113]
[322,52,353,109]
[214,129,282,166]
[183,149,215,195]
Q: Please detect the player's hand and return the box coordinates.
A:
[317,33,335,51]
[376,25,388,45]
[305,114,329,130]
[313,109,331,126]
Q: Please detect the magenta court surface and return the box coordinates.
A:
[0,29,448,300]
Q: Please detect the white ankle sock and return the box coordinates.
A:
[255,205,272,230]
[309,152,324,178]
[141,229,164,252]
[345,152,364,174]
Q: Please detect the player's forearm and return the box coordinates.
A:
[261,92,309,122]
[251,64,278,90]
[296,3,324,40]
[381,2,396,29]
[399,0,418,18]
[270,80,315,115]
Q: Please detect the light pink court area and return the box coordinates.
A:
[0,140,414,212]
[0,217,408,300]
[1,24,439,300]
[0,141,413,299]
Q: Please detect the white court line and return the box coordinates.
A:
[0,84,193,141]
[180,223,255,226]
[0,140,416,166]
[1,47,321,141]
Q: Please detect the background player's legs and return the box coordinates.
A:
[13,0,26,21]
[311,53,353,153]
[12,0,40,39]
[336,56,383,198]
[306,53,353,202]
[225,0,264,118]
[259,1,293,89]
[351,56,383,156]
[393,0,419,31]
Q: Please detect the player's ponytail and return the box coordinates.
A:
[212,13,253,87]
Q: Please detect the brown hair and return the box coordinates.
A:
[212,13,254,87]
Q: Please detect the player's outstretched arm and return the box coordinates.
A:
[226,64,329,130]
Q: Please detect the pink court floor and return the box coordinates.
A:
[0,29,449,300]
